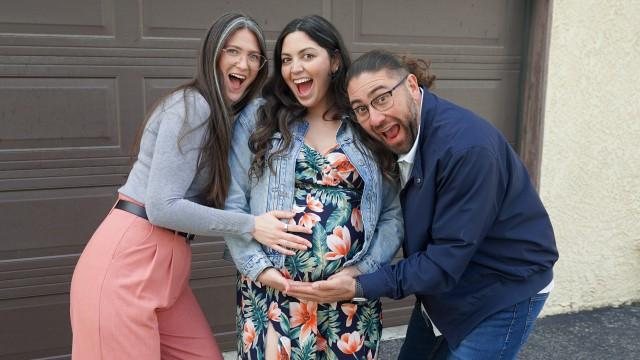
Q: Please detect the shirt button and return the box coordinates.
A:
[416,178,422,184]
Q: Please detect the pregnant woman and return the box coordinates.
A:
[224,15,403,360]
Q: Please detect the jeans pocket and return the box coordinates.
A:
[521,292,549,345]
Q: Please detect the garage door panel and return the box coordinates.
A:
[342,0,524,57]
[0,174,127,193]
[189,240,236,279]
[0,0,115,37]
[192,276,238,350]
[432,72,520,144]
[190,258,237,280]
[144,77,192,110]
[0,258,76,283]
[0,153,130,168]
[0,187,116,257]
[0,158,128,171]
[0,274,73,300]
[357,0,505,45]
[0,78,119,150]
[0,73,130,164]
[0,167,127,188]
[141,0,328,40]
[0,295,72,359]
[380,297,415,327]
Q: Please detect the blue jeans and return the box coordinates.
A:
[398,293,549,360]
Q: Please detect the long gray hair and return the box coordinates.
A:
[136,13,268,208]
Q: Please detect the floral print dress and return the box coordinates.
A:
[237,144,382,360]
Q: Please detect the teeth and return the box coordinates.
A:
[230,73,246,80]
[293,78,311,84]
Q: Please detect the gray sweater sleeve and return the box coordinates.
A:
[133,91,255,236]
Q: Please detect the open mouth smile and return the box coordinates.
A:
[293,77,313,96]
[379,124,400,142]
[228,73,247,89]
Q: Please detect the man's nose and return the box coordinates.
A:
[368,107,386,127]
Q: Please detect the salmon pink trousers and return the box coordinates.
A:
[70,196,223,359]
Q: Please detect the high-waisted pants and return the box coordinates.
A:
[70,195,222,359]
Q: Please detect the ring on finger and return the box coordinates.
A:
[284,223,289,232]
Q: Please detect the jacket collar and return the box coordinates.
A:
[408,87,437,185]
[289,118,355,145]
[291,120,309,140]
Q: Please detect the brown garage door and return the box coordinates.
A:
[0,1,528,358]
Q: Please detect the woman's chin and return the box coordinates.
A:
[224,90,242,103]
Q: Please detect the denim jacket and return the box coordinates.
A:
[224,99,404,281]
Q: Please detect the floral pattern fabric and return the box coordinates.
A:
[237,144,382,360]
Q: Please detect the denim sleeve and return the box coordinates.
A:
[223,100,273,281]
[355,177,404,274]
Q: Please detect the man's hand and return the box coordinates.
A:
[286,272,358,303]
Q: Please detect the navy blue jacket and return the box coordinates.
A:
[358,89,558,347]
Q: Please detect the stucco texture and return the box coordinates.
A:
[540,0,640,314]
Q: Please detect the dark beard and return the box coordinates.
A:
[406,102,419,147]
[396,101,419,154]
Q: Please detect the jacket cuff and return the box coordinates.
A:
[357,271,387,299]
[243,255,274,282]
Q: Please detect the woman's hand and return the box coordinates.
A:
[257,267,291,293]
[327,265,362,280]
[252,210,312,255]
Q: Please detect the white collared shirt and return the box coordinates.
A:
[397,89,423,188]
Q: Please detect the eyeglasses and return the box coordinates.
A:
[221,46,267,70]
[351,74,409,123]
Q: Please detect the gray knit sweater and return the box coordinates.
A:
[118,89,255,236]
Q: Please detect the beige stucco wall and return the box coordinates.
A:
[540,0,640,315]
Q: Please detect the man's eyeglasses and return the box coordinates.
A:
[351,74,409,123]
[221,47,267,70]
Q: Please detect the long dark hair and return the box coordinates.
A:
[134,13,268,208]
[249,15,351,179]
[346,50,436,180]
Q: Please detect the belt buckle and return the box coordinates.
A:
[175,231,194,243]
